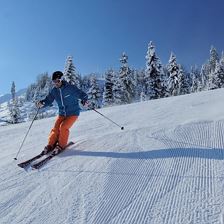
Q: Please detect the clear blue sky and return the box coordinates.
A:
[1,0,224,94]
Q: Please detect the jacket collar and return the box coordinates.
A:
[61,80,68,87]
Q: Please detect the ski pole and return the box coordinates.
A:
[92,108,124,130]
[14,108,40,160]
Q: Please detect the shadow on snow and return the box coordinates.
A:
[61,147,224,160]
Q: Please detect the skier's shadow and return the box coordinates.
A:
[60,147,224,160]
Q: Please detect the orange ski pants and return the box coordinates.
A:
[48,115,78,148]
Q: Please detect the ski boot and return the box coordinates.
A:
[42,145,54,155]
[52,145,63,155]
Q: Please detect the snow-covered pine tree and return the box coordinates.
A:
[87,75,102,109]
[103,69,114,106]
[199,64,210,91]
[220,51,224,67]
[178,66,189,95]
[190,66,200,93]
[119,52,135,103]
[167,52,180,96]
[11,81,16,101]
[212,61,224,89]
[145,41,165,99]
[112,71,123,105]
[135,69,145,100]
[207,46,219,90]
[27,73,52,119]
[9,81,21,124]
[42,74,52,98]
[185,71,192,94]
[132,69,138,100]
[25,83,36,101]
[64,55,81,88]
[17,97,24,107]
[33,86,41,103]
[160,68,168,97]
[140,91,146,102]
[81,75,91,93]
[162,66,170,97]
[33,73,51,103]
[209,46,219,73]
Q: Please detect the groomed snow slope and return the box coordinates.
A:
[1,89,224,224]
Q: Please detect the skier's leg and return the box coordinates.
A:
[58,115,78,148]
[48,116,65,147]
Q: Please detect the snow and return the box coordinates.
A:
[1,88,224,223]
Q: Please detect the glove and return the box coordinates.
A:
[81,99,88,107]
[88,102,95,110]
[81,100,94,110]
[36,101,45,109]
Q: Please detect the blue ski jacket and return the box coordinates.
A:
[41,81,88,116]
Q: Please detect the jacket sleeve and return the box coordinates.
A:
[40,90,55,107]
[73,86,88,102]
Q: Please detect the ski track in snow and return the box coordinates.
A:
[1,90,224,223]
[1,127,224,224]
[88,121,224,224]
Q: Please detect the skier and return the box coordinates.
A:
[36,71,88,154]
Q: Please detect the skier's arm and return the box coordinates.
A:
[73,86,88,105]
[39,91,55,108]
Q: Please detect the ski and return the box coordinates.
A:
[17,142,60,168]
[17,152,46,168]
[31,141,74,169]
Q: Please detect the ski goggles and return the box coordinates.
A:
[52,78,62,84]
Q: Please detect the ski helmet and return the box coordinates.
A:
[52,71,63,80]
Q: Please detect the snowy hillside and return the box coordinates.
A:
[1,89,224,223]
[0,100,58,126]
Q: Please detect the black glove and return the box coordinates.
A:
[88,102,95,110]
[81,99,88,106]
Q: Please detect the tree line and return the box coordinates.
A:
[8,41,224,123]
